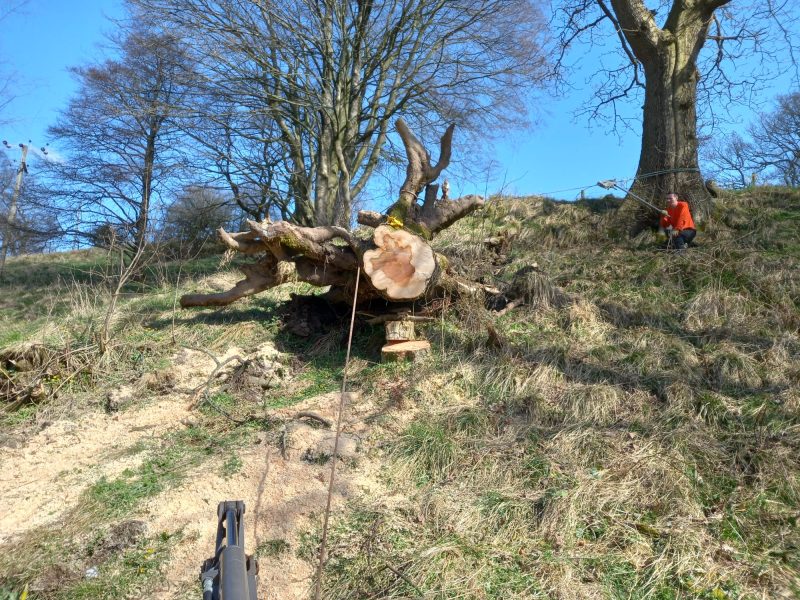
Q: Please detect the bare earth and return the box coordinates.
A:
[0,347,389,598]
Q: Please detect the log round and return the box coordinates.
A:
[381,340,431,363]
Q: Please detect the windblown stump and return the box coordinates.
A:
[180,119,486,311]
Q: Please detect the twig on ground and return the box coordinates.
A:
[496,297,525,316]
[294,411,333,428]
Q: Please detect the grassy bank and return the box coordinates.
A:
[1,187,798,599]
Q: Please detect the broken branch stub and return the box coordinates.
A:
[397,119,454,203]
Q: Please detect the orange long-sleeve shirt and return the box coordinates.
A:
[660,201,695,231]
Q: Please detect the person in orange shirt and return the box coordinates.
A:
[659,192,696,250]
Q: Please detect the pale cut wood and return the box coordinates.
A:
[179,120,494,311]
[385,320,416,341]
[363,226,437,300]
[381,340,431,363]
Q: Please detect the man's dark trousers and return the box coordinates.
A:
[669,228,696,250]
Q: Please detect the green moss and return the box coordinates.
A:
[385,201,433,239]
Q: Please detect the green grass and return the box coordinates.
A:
[87,425,251,519]
[395,421,460,484]
[53,531,180,600]
[221,453,244,478]
[255,538,291,559]
[317,188,800,599]
[2,187,799,600]
[0,585,25,600]
[0,403,38,428]
[265,361,342,409]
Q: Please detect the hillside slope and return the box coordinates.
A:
[0,187,798,599]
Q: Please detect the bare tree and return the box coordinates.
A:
[701,131,754,189]
[180,100,291,222]
[0,2,28,126]
[750,91,800,186]
[703,91,800,188]
[133,0,549,227]
[45,26,191,253]
[0,72,16,127]
[551,1,798,227]
[0,153,61,262]
[160,185,237,255]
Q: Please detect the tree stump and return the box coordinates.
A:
[382,318,422,362]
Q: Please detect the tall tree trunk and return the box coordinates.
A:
[290,171,314,226]
[314,146,339,226]
[628,48,708,230]
[135,125,158,251]
[610,0,721,233]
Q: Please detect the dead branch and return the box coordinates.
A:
[397,119,454,202]
[179,120,488,311]
[362,314,435,325]
[496,298,526,316]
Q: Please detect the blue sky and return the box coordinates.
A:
[1,1,124,160]
[0,1,795,201]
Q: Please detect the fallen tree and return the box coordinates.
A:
[180,120,487,310]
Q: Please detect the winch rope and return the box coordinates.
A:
[313,267,362,600]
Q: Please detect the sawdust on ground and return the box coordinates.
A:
[0,346,239,543]
[0,346,400,599]
[146,390,392,599]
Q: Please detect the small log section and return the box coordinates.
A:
[381,340,431,363]
[180,120,486,310]
[381,318,431,363]
[385,320,416,342]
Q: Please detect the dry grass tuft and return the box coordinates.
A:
[551,382,630,426]
[563,299,610,346]
[709,342,763,391]
[510,266,560,309]
[683,287,751,333]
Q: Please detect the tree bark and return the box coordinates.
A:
[135,122,159,251]
[608,0,726,232]
[180,120,486,310]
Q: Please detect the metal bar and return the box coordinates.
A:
[614,184,663,213]
[226,507,238,547]
[597,179,663,214]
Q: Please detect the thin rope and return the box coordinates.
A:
[523,167,703,199]
[313,267,361,600]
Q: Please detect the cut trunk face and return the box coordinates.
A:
[363,226,438,300]
[178,119,486,311]
[381,340,431,363]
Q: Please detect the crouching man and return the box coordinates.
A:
[660,192,696,250]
